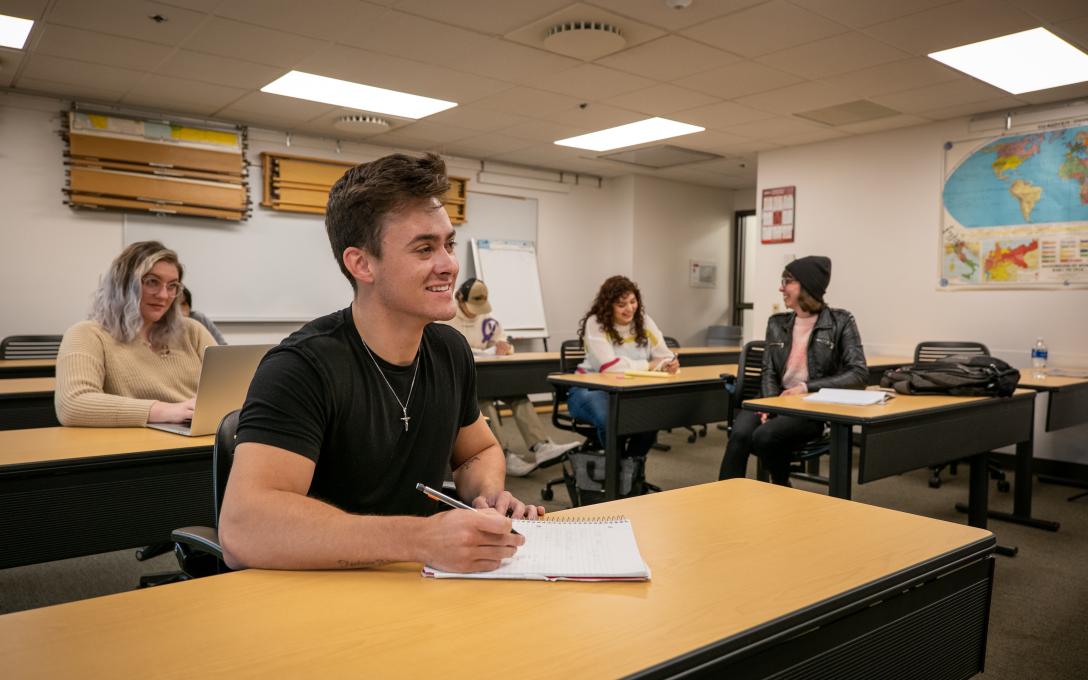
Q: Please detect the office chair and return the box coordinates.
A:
[0,334,63,359]
[140,410,239,586]
[663,336,708,444]
[729,340,830,486]
[914,341,1009,492]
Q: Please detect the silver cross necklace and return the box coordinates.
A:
[360,338,420,432]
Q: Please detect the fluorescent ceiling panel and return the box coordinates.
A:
[261,71,457,119]
[555,117,705,152]
[0,14,33,49]
[928,28,1088,94]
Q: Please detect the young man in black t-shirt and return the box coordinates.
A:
[219,153,540,574]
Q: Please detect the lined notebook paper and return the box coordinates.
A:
[423,516,651,582]
[803,388,893,406]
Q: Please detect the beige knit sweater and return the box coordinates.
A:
[55,318,217,427]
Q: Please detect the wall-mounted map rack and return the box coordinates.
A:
[261,151,468,224]
[63,110,250,221]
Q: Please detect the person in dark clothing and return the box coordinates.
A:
[219,153,538,574]
[719,256,867,485]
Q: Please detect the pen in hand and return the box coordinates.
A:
[415,483,522,535]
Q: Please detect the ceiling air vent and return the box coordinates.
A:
[543,21,626,60]
[600,145,721,169]
[794,100,900,126]
[333,115,391,135]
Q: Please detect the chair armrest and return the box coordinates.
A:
[171,526,223,561]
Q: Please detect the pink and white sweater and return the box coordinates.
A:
[577,314,675,373]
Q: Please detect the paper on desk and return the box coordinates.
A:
[623,369,677,379]
[803,388,892,406]
[472,346,497,356]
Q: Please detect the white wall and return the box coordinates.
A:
[755,118,1088,462]
[0,92,734,350]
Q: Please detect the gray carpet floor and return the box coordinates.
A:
[2,421,1086,679]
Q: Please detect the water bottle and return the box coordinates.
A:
[1031,337,1048,378]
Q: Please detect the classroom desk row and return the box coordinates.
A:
[0,479,998,680]
[0,358,56,379]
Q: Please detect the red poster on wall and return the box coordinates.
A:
[761,186,795,244]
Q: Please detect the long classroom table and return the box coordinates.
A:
[0,479,996,679]
[0,427,215,568]
[475,346,740,400]
[548,364,735,500]
[0,359,56,379]
[0,378,58,431]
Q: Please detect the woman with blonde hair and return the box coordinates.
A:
[55,241,217,426]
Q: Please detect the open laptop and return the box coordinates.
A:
[148,344,274,436]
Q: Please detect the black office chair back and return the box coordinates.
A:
[663,336,680,349]
[914,341,989,364]
[727,340,765,428]
[212,409,241,524]
[559,339,585,373]
[0,335,62,359]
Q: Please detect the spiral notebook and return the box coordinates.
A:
[422,515,651,582]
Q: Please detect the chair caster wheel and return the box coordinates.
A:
[687,435,697,444]
[997,480,1010,493]
[540,488,553,501]
[929,477,941,489]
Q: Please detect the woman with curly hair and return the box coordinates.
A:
[55,241,218,427]
[569,275,678,460]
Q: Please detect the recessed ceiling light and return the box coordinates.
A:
[0,14,34,49]
[929,28,1088,94]
[261,71,457,119]
[554,117,704,152]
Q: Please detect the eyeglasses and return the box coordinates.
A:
[142,275,182,298]
[780,276,797,287]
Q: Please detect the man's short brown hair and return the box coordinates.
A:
[325,153,450,289]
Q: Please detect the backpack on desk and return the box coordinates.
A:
[880,354,1021,397]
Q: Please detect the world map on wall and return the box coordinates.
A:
[940,124,1088,288]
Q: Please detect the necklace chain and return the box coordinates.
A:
[360,338,419,432]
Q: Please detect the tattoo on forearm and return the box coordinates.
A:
[337,559,391,569]
[457,453,482,473]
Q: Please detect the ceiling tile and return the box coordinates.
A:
[837,113,929,134]
[531,64,655,100]
[673,101,769,129]
[46,0,208,46]
[918,95,1025,120]
[19,53,147,93]
[1006,0,1088,24]
[221,91,337,122]
[596,35,741,81]
[680,0,849,58]
[1015,80,1088,105]
[1055,16,1088,50]
[603,84,720,116]
[871,79,1013,115]
[862,0,1038,55]
[123,74,247,114]
[722,115,831,139]
[1,0,51,20]
[675,60,803,99]
[35,24,173,71]
[775,126,850,146]
[672,130,757,153]
[392,0,572,36]
[546,101,644,129]
[295,44,511,104]
[423,106,532,133]
[181,16,324,68]
[589,0,765,31]
[791,0,959,29]
[155,49,283,89]
[210,0,387,41]
[818,57,961,97]
[472,87,583,117]
[15,76,126,104]
[500,118,591,143]
[454,38,583,85]
[440,134,538,158]
[737,81,860,116]
[755,31,910,79]
[0,51,25,87]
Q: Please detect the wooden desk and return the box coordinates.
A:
[0,378,58,430]
[0,427,215,568]
[0,479,996,680]
[744,390,1040,533]
[0,358,56,379]
[473,347,741,400]
[1017,369,1088,432]
[549,365,736,500]
[864,355,913,385]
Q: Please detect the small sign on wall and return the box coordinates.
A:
[761,186,795,244]
[689,260,717,288]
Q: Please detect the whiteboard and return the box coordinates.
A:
[471,239,548,338]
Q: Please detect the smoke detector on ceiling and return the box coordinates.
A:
[543,21,626,60]
[333,114,391,135]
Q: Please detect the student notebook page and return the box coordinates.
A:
[423,516,650,581]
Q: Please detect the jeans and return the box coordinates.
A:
[719,409,824,485]
[567,387,657,458]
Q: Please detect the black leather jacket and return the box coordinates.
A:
[762,306,868,397]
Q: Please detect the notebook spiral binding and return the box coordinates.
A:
[528,515,628,524]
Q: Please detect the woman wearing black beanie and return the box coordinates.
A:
[719,255,868,486]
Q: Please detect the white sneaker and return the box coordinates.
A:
[504,452,536,477]
[531,439,580,468]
